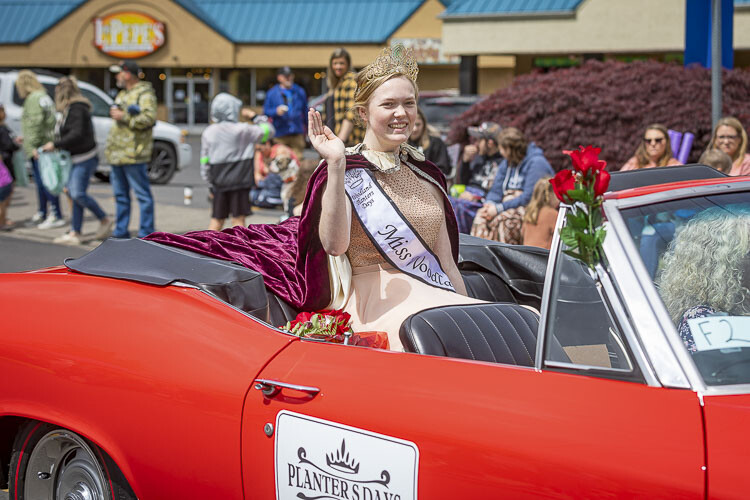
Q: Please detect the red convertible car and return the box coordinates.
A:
[1,165,749,499]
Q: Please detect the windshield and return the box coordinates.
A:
[621,191,750,386]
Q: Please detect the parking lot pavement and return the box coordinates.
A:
[3,181,285,250]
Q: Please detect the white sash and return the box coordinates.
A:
[343,167,455,292]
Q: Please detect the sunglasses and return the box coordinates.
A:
[643,137,665,145]
[717,135,739,141]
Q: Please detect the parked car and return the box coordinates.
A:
[1,165,749,499]
[419,94,484,140]
[0,70,191,184]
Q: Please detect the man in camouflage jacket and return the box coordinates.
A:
[105,60,156,238]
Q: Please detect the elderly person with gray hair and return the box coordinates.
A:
[657,207,750,352]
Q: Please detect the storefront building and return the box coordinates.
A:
[441,0,750,76]
[0,0,514,130]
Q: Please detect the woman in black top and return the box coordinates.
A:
[408,107,452,177]
[41,77,112,245]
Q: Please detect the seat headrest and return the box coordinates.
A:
[399,302,539,366]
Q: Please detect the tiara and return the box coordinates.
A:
[360,44,419,85]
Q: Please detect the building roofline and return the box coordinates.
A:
[440,10,577,21]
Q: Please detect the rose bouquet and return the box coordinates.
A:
[550,145,611,269]
[281,309,389,349]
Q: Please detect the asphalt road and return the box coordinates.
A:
[150,134,210,209]
[0,234,89,272]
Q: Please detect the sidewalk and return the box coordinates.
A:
[3,182,284,249]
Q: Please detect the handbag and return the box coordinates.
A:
[38,150,72,196]
[0,159,12,188]
[11,149,27,187]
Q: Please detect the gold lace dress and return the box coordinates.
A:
[342,144,484,351]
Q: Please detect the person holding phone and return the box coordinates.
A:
[264,66,307,158]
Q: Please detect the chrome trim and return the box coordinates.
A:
[700,384,750,397]
[603,202,695,389]
[544,360,633,373]
[535,206,568,371]
[610,180,750,210]
[594,260,659,385]
[254,378,321,397]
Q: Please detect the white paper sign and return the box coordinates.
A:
[687,316,750,351]
[275,410,419,500]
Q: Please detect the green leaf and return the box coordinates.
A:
[567,210,588,230]
[563,249,585,261]
[566,189,587,202]
[595,228,607,244]
[559,227,578,247]
[579,232,596,247]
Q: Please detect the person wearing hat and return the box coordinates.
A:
[263,66,307,158]
[448,122,504,233]
[105,60,157,238]
[459,121,504,196]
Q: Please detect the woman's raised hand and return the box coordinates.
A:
[308,108,345,163]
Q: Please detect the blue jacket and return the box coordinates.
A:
[263,83,307,137]
[486,143,554,211]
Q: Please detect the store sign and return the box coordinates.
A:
[93,12,165,59]
[390,38,460,65]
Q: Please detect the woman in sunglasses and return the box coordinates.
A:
[704,116,750,176]
[620,123,680,171]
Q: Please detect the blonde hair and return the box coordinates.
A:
[657,207,750,323]
[54,76,91,112]
[706,116,748,165]
[352,73,418,127]
[523,177,555,224]
[634,123,674,168]
[15,70,44,99]
[498,127,528,166]
[699,148,732,173]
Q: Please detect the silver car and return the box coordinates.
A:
[0,70,192,184]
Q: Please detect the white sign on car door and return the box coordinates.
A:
[275,410,419,500]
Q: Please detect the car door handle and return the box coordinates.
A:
[253,378,320,398]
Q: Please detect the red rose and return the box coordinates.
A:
[593,168,611,197]
[550,169,575,202]
[564,145,606,173]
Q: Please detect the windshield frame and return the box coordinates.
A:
[607,179,750,396]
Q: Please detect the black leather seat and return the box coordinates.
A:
[399,303,540,366]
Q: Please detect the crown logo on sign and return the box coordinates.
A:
[326,439,360,474]
[359,44,419,87]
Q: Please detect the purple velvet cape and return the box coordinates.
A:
[144,154,459,311]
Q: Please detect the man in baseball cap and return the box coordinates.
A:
[108,60,141,77]
[263,65,307,158]
[105,58,157,238]
[467,121,502,142]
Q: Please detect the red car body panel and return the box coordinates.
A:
[242,341,705,498]
[703,394,750,499]
[0,269,295,499]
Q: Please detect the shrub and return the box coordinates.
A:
[448,59,750,171]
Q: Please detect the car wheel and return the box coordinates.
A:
[148,141,177,185]
[9,421,136,500]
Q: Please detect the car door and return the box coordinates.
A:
[702,394,750,498]
[242,336,704,498]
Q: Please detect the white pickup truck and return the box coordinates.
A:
[0,70,191,184]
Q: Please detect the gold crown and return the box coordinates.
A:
[360,44,419,86]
